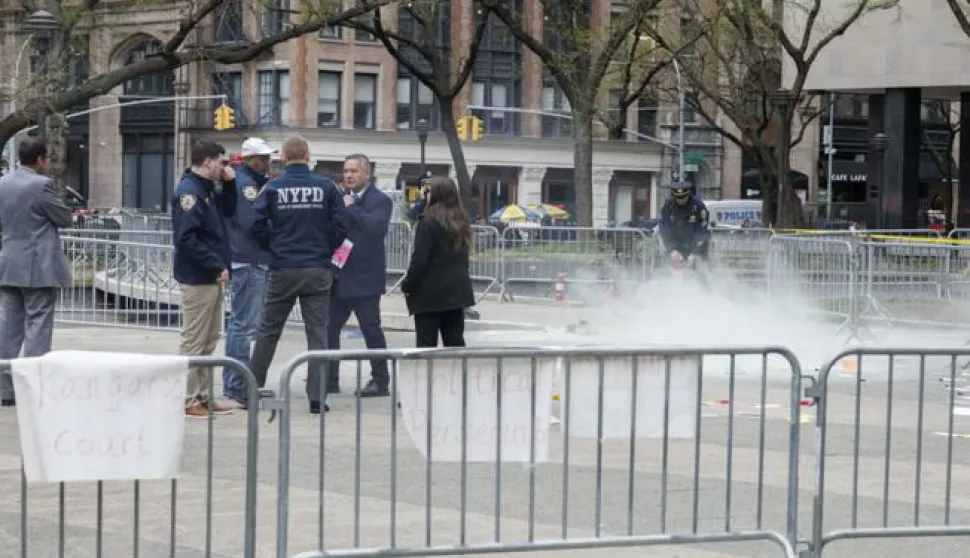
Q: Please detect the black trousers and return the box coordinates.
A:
[414,309,466,348]
[326,295,389,389]
[248,268,333,403]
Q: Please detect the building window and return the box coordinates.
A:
[123,41,173,96]
[540,84,571,138]
[471,3,522,136]
[397,74,436,130]
[921,100,950,124]
[636,92,658,140]
[317,71,341,127]
[608,89,626,137]
[320,25,342,40]
[354,73,377,129]
[683,92,698,123]
[354,4,378,43]
[258,70,290,126]
[260,0,290,36]
[834,94,868,119]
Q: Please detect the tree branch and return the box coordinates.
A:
[0,0,400,143]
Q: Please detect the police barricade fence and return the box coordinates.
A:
[11,345,970,558]
[272,346,804,558]
[766,234,970,333]
[498,226,655,303]
[470,224,503,300]
[4,354,261,558]
[708,228,773,287]
[808,348,970,557]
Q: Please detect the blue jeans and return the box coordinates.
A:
[224,265,267,398]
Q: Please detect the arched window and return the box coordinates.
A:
[123,41,174,96]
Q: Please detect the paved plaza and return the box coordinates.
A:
[1,324,970,558]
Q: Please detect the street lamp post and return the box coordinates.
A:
[416,118,429,179]
[870,132,890,228]
[670,57,686,184]
[23,10,62,136]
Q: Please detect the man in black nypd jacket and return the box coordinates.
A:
[222,138,276,408]
[172,140,238,419]
[248,136,345,415]
[658,181,711,268]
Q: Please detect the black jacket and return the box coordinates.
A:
[401,217,475,315]
[658,195,710,257]
[251,163,346,270]
[171,171,236,285]
[226,164,271,266]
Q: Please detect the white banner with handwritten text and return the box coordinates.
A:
[397,357,554,463]
[561,355,700,439]
[11,351,189,483]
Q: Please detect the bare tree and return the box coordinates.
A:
[598,27,670,142]
[648,0,895,227]
[2,0,400,189]
[480,0,664,227]
[346,0,490,208]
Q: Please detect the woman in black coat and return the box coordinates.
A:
[401,176,475,347]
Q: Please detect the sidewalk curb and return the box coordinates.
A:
[347,312,547,333]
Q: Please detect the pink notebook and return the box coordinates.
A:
[331,239,354,269]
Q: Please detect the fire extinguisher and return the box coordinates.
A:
[553,273,566,303]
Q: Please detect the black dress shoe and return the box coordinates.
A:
[1,399,14,408]
[309,401,330,415]
[356,381,390,398]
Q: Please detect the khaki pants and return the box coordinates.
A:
[180,283,223,407]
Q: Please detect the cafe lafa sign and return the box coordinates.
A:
[10,351,189,483]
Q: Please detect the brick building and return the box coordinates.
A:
[1,0,741,225]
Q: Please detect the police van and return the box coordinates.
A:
[705,200,763,228]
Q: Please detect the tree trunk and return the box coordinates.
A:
[760,170,777,227]
[572,109,595,227]
[44,112,69,196]
[775,114,805,228]
[437,99,475,217]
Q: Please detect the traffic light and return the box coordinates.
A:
[470,116,483,141]
[213,104,236,131]
[456,116,468,140]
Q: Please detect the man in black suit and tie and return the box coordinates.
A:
[327,153,393,397]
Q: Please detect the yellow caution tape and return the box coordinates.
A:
[772,229,970,246]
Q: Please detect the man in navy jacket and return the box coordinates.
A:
[222,137,275,407]
[248,136,345,414]
[327,153,393,397]
[172,140,237,418]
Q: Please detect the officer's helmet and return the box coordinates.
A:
[669,181,692,203]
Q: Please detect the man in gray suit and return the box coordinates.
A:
[0,137,73,407]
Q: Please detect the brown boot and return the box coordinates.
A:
[184,403,208,419]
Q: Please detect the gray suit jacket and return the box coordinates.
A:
[0,167,73,288]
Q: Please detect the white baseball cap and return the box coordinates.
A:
[240,137,278,157]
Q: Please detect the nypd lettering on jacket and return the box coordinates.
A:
[275,186,327,207]
[251,163,347,270]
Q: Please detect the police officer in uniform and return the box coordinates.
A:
[248,136,346,415]
[172,140,238,418]
[658,181,711,268]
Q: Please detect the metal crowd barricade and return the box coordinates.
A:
[470,224,502,299]
[385,221,413,294]
[499,226,653,303]
[709,228,772,286]
[767,235,858,325]
[5,356,262,558]
[809,348,970,557]
[272,346,805,558]
[58,236,181,330]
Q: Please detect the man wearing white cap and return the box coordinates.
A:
[223,137,277,407]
